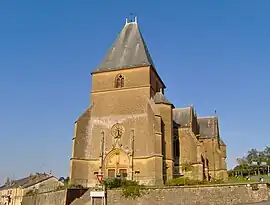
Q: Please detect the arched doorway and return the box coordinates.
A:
[104,148,130,179]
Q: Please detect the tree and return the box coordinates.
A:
[5,177,11,186]
[64,177,70,185]
[236,158,248,166]
[263,146,270,165]
[233,146,270,176]
[246,149,259,164]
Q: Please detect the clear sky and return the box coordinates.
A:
[0,0,269,184]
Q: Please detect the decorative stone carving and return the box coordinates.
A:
[111,123,125,139]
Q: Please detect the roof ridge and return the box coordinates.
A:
[153,91,172,105]
[173,107,191,110]
[197,116,217,119]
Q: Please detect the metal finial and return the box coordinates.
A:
[126,13,137,24]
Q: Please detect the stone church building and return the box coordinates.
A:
[69,18,227,187]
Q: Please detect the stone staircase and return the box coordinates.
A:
[70,188,105,205]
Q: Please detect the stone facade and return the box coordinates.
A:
[69,18,227,187]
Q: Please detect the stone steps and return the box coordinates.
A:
[70,188,105,205]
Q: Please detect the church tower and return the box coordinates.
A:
[69,18,173,187]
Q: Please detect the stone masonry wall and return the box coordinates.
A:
[21,183,270,205]
[21,189,67,205]
[21,189,88,205]
[107,183,270,205]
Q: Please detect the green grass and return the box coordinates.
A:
[228,175,270,183]
[166,176,270,187]
[227,176,256,183]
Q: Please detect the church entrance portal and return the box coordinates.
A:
[107,168,128,178]
[104,149,130,179]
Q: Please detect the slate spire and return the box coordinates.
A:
[94,18,155,72]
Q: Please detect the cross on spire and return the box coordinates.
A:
[125,13,137,25]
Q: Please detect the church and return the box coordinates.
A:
[69,18,228,187]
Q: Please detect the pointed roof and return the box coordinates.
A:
[94,20,155,72]
[153,91,172,105]
[173,107,192,127]
[197,116,219,139]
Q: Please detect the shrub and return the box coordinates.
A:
[102,178,145,199]
[102,178,122,189]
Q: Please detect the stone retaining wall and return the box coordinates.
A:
[21,188,87,205]
[107,183,270,205]
[22,189,67,205]
[21,183,270,205]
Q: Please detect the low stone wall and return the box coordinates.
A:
[21,188,87,205]
[22,189,67,205]
[21,183,270,205]
[107,183,270,205]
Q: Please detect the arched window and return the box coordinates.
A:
[115,74,124,88]
[173,136,180,158]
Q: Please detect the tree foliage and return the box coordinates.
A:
[248,146,270,165]
[233,146,270,176]
[5,177,11,186]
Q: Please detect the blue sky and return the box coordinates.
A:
[0,0,269,184]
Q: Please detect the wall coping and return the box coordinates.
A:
[107,182,269,190]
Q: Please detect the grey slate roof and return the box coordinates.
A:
[173,107,191,127]
[0,173,52,190]
[95,22,155,72]
[153,91,172,105]
[197,116,218,138]
[0,185,6,190]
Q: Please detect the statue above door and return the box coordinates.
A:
[111,123,125,139]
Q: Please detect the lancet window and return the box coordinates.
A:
[115,74,124,88]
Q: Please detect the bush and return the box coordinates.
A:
[102,178,145,199]
[102,178,122,189]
